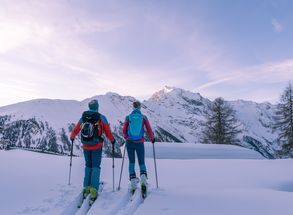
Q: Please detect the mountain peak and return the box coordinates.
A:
[163,86,178,93]
[150,86,180,101]
[150,86,203,102]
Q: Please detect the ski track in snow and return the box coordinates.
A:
[113,188,143,215]
[75,195,91,215]
[86,186,150,215]
[89,190,131,215]
[61,183,106,215]
[19,184,78,215]
[60,191,83,215]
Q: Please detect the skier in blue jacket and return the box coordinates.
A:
[122,101,155,194]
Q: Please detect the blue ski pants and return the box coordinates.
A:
[83,148,102,190]
[126,141,147,178]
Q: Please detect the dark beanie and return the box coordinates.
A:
[88,99,99,110]
[133,101,141,109]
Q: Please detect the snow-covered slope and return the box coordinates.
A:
[1,144,292,215]
[0,86,278,158]
[144,143,264,159]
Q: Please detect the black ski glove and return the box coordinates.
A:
[111,139,116,145]
[151,138,155,144]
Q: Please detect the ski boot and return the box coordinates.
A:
[83,186,91,198]
[129,175,139,195]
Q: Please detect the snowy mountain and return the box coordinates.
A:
[0,87,278,158]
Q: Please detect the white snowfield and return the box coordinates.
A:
[144,143,264,159]
[1,143,293,215]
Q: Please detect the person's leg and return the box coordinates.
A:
[85,148,102,200]
[135,142,147,176]
[126,141,136,179]
[90,148,103,190]
[83,150,92,194]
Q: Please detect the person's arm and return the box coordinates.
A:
[122,116,129,140]
[143,116,154,142]
[101,115,115,143]
[70,119,82,140]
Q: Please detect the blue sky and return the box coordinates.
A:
[0,0,292,106]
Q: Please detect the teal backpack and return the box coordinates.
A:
[128,111,144,140]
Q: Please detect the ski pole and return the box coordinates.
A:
[112,141,115,192]
[68,140,74,185]
[118,143,126,191]
[152,142,159,189]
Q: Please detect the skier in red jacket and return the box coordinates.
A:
[70,99,115,201]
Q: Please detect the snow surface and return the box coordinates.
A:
[1,143,293,215]
[144,143,264,159]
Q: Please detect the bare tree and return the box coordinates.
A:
[202,97,241,145]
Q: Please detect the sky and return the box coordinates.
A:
[0,0,293,106]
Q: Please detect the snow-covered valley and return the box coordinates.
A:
[1,143,293,215]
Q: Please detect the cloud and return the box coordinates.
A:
[0,1,292,105]
[236,59,293,83]
[0,0,124,54]
[271,18,283,33]
[197,59,293,90]
[194,76,237,91]
[0,22,31,53]
[71,20,124,34]
[194,59,293,103]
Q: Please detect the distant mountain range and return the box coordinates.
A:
[0,86,279,158]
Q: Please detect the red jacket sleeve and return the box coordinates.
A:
[122,120,129,139]
[103,123,115,142]
[70,121,82,140]
[99,114,115,142]
[144,117,154,141]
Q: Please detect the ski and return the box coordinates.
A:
[89,197,96,207]
[87,182,104,209]
[77,192,87,208]
[140,174,148,200]
[129,187,137,201]
[75,195,91,215]
[141,183,147,200]
[129,177,139,201]
[77,181,105,209]
[130,187,142,202]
